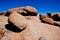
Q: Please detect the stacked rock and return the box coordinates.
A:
[5,6,37,16]
[0,6,60,40]
[7,6,38,30]
[0,6,38,40]
[0,6,38,17]
[39,12,60,26]
[39,13,54,25]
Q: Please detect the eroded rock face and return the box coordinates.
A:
[41,17,54,25]
[8,11,27,30]
[39,13,60,26]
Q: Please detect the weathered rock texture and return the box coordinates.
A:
[0,6,60,40]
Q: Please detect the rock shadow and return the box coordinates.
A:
[54,23,60,27]
[41,20,52,25]
[5,23,25,33]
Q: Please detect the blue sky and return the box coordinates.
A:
[0,0,60,14]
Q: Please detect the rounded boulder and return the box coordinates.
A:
[8,11,27,30]
[24,6,38,16]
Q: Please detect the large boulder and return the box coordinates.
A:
[7,6,38,16]
[41,17,54,25]
[24,6,38,16]
[53,13,60,21]
[8,11,28,30]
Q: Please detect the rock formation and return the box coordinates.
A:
[8,11,27,30]
[0,6,60,40]
[23,6,38,16]
[41,17,54,25]
[5,6,38,16]
[53,13,60,21]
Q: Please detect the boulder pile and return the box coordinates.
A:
[0,6,60,40]
[39,13,60,26]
